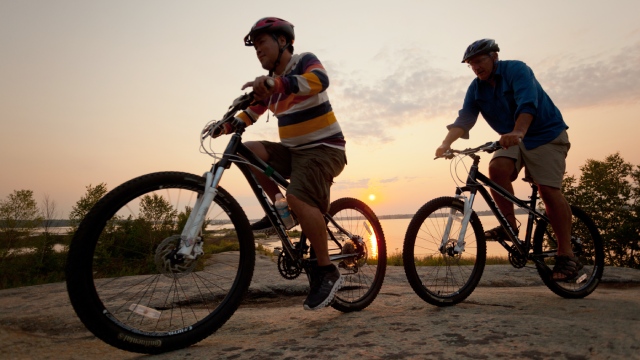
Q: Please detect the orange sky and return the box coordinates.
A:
[1,0,639,219]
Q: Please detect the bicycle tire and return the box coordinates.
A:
[301,198,387,312]
[66,172,255,354]
[403,197,486,306]
[533,205,604,298]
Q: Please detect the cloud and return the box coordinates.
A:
[332,178,369,190]
[328,42,640,143]
[329,49,468,143]
[379,177,398,184]
[537,41,640,109]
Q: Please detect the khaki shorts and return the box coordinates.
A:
[260,141,347,213]
[492,130,570,189]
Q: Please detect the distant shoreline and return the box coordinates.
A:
[378,208,529,220]
[12,209,530,227]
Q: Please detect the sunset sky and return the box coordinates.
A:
[1,0,639,219]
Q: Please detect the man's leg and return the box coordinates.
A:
[538,185,573,257]
[244,141,286,232]
[488,157,519,231]
[288,193,342,310]
[286,194,330,266]
[287,147,346,310]
[244,141,280,200]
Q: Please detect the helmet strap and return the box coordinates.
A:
[489,58,498,80]
[268,34,290,76]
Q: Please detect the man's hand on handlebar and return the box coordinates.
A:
[499,131,524,149]
[241,76,275,102]
[203,118,245,139]
[435,143,452,158]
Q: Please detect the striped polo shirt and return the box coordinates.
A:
[236,52,345,150]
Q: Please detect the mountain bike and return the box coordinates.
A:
[65,88,387,354]
[402,141,603,306]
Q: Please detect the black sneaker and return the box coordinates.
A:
[303,264,343,311]
[250,216,274,233]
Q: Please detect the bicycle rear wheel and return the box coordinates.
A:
[533,205,604,298]
[66,172,255,354]
[301,198,387,312]
[403,197,486,306]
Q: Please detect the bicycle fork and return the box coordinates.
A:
[177,169,221,259]
[440,192,476,255]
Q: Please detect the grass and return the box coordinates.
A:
[387,250,512,267]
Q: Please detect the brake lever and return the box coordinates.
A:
[483,141,502,153]
[434,151,455,160]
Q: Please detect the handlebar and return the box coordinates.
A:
[202,78,275,140]
[202,78,276,140]
[435,141,502,160]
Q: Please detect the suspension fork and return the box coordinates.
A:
[177,133,242,258]
[440,158,480,254]
[439,187,477,254]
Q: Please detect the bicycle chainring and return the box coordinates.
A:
[277,250,302,280]
[508,244,527,268]
[154,235,198,278]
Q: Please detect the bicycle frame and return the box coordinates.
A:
[448,152,552,260]
[178,128,360,264]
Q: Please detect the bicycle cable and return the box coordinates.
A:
[449,153,481,189]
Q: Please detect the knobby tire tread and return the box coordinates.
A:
[66,171,255,354]
[403,197,486,306]
[327,198,387,312]
[533,205,604,299]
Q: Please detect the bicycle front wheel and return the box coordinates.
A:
[66,172,255,354]
[533,205,604,298]
[316,198,387,312]
[403,197,486,306]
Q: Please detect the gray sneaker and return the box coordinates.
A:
[303,264,343,310]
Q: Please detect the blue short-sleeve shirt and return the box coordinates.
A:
[449,60,568,150]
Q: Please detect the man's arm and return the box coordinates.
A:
[500,113,533,148]
[435,127,465,157]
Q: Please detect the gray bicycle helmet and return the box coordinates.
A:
[461,39,500,63]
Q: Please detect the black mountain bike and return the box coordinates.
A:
[65,89,387,354]
[402,141,603,306]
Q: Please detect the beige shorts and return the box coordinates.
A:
[260,141,347,213]
[492,130,570,189]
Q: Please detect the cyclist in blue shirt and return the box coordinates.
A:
[435,39,581,281]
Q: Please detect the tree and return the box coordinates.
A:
[139,194,177,232]
[0,190,42,259]
[39,195,58,263]
[68,183,108,233]
[562,153,640,268]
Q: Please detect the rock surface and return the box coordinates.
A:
[1,255,639,359]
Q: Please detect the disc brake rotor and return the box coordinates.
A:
[154,235,198,278]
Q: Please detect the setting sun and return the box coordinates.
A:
[368,194,376,201]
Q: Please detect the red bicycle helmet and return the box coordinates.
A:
[244,17,295,46]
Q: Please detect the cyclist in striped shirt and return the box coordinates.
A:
[214,17,346,310]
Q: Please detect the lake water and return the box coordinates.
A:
[21,214,531,258]
[379,214,531,258]
[258,214,531,259]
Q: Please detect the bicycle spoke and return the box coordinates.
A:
[403,197,486,306]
